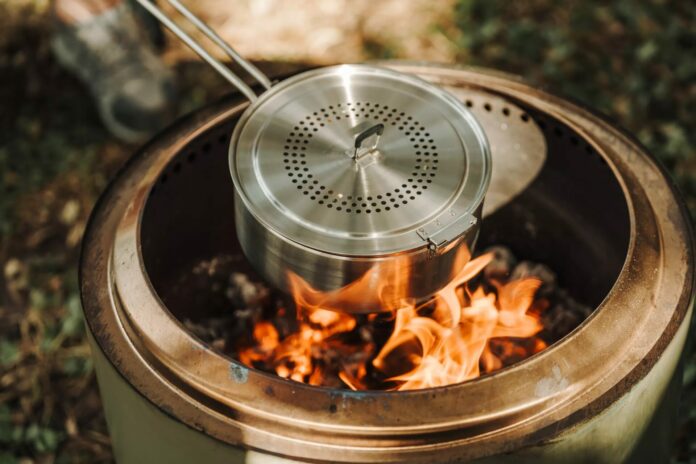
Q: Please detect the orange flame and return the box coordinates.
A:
[237,251,547,391]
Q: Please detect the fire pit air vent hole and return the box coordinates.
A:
[149,128,233,198]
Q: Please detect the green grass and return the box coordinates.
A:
[451,2,695,461]
[453,0,696,215]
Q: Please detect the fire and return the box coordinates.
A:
[237,252,548,391]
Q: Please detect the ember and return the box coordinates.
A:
[184,247,591,391]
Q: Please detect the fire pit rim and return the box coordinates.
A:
[80,63,694,462]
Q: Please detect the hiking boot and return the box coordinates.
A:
[52,2,176,143]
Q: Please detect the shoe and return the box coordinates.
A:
[51,2,176,143]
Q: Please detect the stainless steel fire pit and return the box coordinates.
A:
[80,63,694,463]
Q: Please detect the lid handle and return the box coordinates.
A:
[134,0,271,102]
[353,123,384,160]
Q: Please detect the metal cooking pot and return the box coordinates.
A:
[80,64,694,463]
[136,0,491,312]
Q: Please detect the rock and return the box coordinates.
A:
[60,199,81,225]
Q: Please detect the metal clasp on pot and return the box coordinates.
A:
[418,212,478,255]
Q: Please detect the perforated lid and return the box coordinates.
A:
[230,65,490,256]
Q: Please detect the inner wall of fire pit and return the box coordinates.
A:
[140,97,629,332]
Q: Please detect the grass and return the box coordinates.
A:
[0,3,119,462]
[0,0,694,463]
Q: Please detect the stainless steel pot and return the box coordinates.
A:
[135,0,491,312]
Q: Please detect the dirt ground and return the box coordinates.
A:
[168,0,458,63]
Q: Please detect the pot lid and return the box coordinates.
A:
[230,65,490,256]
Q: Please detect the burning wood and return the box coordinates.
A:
[184,246,591,391]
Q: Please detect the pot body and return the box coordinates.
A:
[234,189,481,313]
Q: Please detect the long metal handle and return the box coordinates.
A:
[134,0,272,102]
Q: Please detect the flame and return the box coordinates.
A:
[237,251,547,391]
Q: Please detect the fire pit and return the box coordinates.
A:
[80,63,694,463]
[180,245,590,391]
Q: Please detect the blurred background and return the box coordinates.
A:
[0,0,694,462]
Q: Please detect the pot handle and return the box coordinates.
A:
[134,0,272,102]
